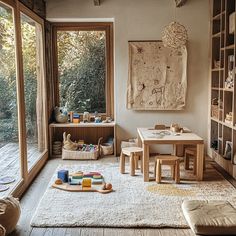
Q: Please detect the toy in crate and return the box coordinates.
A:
[62,132,102,160]
[100,137,114,156]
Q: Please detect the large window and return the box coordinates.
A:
[21,13,47,171]
[0,0,48,197]
[0,1,20,195]
[53,23,114,116]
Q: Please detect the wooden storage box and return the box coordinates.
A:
[62,147,99,160]
[211,105,219,119]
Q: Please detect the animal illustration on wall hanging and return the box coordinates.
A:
[127,41,187,110]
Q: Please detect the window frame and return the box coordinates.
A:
[52,22,114,118]
[0,0,48,198]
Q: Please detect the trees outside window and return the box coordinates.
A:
[0,0,47,197]
[0,2,18,144]
[57,30,106,113]
[53,23,114,116]
[21,12,46,170]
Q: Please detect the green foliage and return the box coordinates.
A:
[58,31,106,113]
[0,5,107,145]
[21,15,38,142]
[0,6,18,143]
[0,7,38,143]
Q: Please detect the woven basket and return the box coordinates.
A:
[62,147,99,160]
[211,105,219,119]
[101,143,113,156]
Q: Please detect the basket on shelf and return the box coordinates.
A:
[211,105,219,119]
[62,137,102,160]
[62,148,99,160]
[101,143,113,156]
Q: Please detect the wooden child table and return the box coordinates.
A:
[137,128,204,182]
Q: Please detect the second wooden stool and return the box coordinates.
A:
[184,147,206,175]
[154,155,180,183]
[184,147,197,174]
[120,147,143,176]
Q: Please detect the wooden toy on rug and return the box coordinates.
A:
[52,171,113,194]
[54,179,63,185]
[52,182,113,194]
[82,178,92,188]
[71,173,83,179]
[57,170,69,182]
[103,183,112,190]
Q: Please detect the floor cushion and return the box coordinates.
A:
[182,200,236,235]
[0,196,20,235]
[0,225,5,236]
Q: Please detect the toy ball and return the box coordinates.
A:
[55,179,63,185]
[105,183,112,190]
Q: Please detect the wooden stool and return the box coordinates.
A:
[184,147,197,174]
[154,155,180,183]
[120,147,143,176]
[184,147,206,174]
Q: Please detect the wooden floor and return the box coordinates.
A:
[9,156,236,236]
[0,143,43,197]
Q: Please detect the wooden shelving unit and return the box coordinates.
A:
[210,0,236,179]
[49,122,116,158]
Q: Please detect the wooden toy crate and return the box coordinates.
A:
[62,147,99,160]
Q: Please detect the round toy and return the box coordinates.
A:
[105,183,112,190]
[54,179,63,185]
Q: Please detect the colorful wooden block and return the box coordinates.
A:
[72,173,83,179]
[82,178,92,188]
[93,174,102,179]
[92,179,103,185]
[57,170,69,182]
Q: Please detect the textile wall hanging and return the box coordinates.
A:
[127,41,187,110]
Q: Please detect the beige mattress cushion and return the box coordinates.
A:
[182,200,236,235]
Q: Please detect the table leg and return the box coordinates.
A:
[196,143,204,181]
[137,135,142,147]
[172,144,177,155]
[143,143,150,182]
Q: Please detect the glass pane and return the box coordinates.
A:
[20,13,46,171]
[57,30,106,113]
[0,2,20,196]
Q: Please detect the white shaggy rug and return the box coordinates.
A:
[31,162,236,228]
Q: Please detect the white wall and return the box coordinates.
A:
[46,0,210,153]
